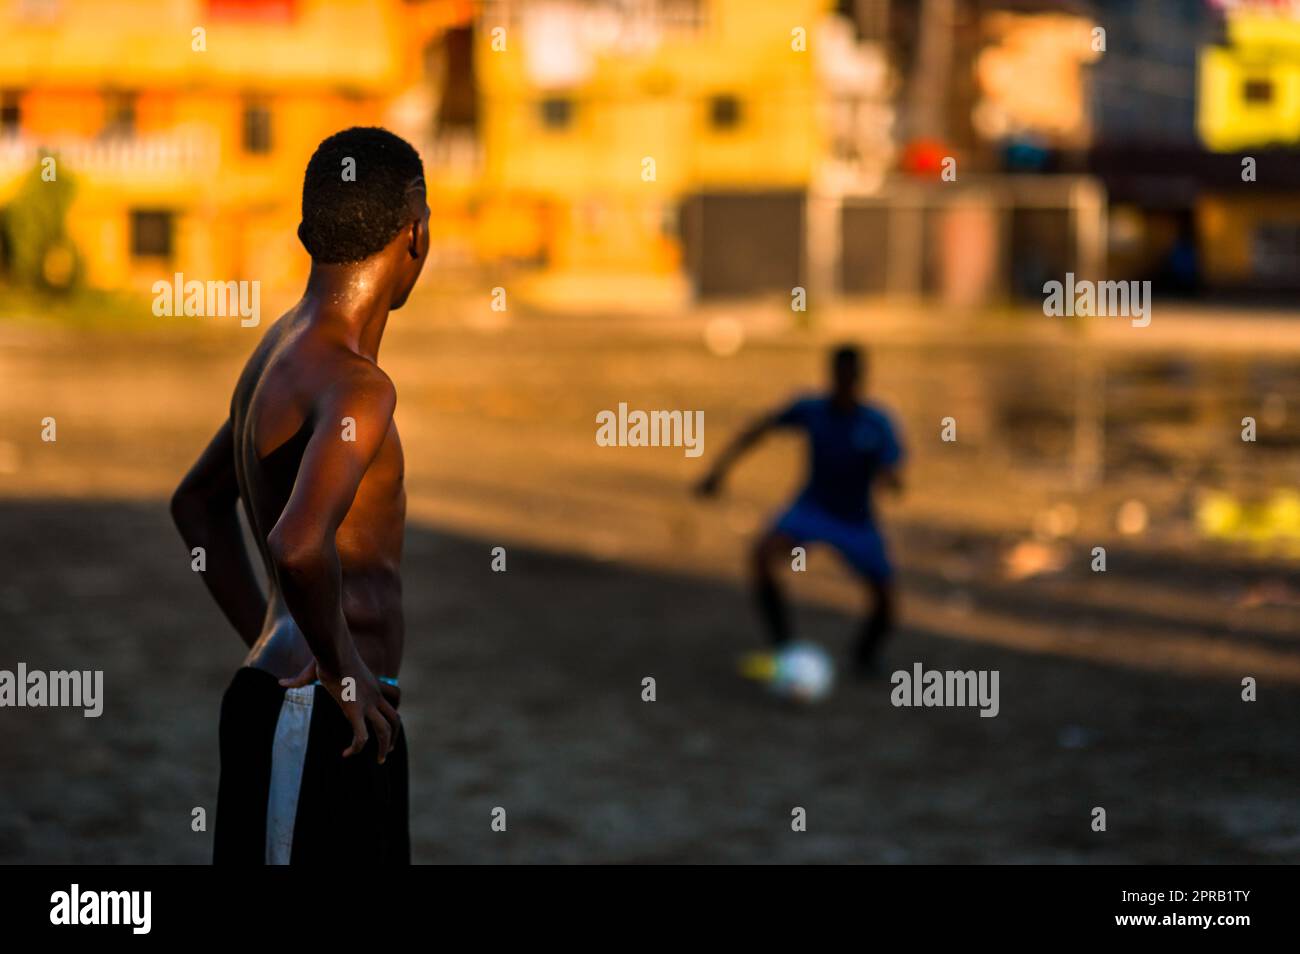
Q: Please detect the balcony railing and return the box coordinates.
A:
[0,127,219,183]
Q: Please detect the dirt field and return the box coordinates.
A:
[2,292,1299,863]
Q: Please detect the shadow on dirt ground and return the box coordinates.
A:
[2,498,1297,864]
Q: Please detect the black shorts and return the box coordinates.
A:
[214,666,409,865]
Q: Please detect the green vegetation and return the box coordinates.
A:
[1,160,83,294]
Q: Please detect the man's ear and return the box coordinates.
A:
[408,215,425,260]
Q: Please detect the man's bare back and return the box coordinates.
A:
[231,306,406,685]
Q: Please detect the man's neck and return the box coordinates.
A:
[302,261,395,362]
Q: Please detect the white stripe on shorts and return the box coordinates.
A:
[265,684,314,865]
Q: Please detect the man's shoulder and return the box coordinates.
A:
[860,402,898,427]
[327,348,394,393]
[243,332,396,431]
[789,393,826,414]
[240,326,394,406]
[319,352,397,422]
[773,393,823,426]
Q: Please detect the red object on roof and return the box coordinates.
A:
[206,0,297,23]
[900,138,953,177]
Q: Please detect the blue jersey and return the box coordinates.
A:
[773,396,903,524]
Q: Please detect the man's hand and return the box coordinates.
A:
[694,413,778,500]
[695,469,724,499]
[281,655,401,764]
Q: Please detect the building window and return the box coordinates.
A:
[436,26,478,134]
[103,91,137,136]
[131,210,174,259]
[242,100,272,154]
[1243,78,1274,104]
[0,91,19,135]
[709,94,742,130]
[540,97,574,130]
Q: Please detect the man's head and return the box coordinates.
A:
[829,343,865,401]
[298,127,429,308]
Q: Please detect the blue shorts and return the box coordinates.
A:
[770,499,893,584]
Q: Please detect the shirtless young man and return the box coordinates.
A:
[170,127,429,864]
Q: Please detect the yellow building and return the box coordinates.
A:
[0,0,463,293]
[1199,7,1300,152]
[473,0,826,279]
[1,0,831,297]
[1197,5,1300,289]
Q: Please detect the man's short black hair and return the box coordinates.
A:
[298,127,425,264]
[831,343,864,369]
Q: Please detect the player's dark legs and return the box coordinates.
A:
[854,578,895,672]
[750,530,797,647]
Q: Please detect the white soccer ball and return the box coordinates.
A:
[770,641,835,703]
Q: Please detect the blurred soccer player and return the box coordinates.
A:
[697,344,905,675]
[171,127,429,864]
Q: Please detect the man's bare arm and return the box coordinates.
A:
[876,465,904,495]
[266,362,400,761]
[171,420,267,647]
[695,411,780,497]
